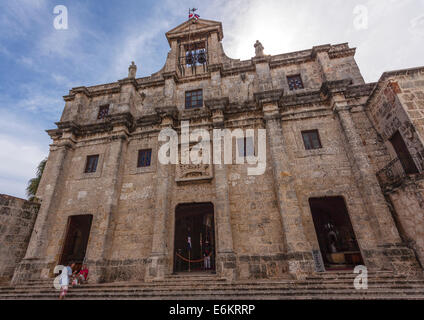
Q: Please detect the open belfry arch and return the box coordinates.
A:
[10,13,424,285]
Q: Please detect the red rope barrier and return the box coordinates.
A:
[176,252,212,263]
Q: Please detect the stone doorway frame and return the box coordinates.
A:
[172,202,216,274]
[58,214,93,266]
[308,196,365,271]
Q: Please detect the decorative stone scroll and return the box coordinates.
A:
[175,143,213,183]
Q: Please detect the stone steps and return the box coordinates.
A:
[1,288,424,300]
[3,278,424,290]
[1,272,423,300]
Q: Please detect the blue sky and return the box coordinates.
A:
[0,0,423,198]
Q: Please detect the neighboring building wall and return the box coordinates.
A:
[0,195,39,283]
[366,67,424,269]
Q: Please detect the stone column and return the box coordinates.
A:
[145,107,177,281]
[333,99,401,245]
[12,136,74,283]
[256,90,314,278]
[206,98,237,280]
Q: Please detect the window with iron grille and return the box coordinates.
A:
[287,75,304,91]
[302,130,322,150]
[237,137,255,157]
[185,90,203,109]
[137,149,152,168]
[85,155,99,173]
[184,42,207,67]
[97,105,109,119]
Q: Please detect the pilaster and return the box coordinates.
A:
[255,90,314,278]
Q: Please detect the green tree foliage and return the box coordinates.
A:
[26,158,47,201]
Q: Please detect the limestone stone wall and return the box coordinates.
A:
[281,107,382,269]
[389,177,424,267]
[0,195,39,283]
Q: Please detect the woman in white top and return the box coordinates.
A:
[59,264,73,300]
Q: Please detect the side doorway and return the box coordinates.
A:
[59,215,93,268]
[309,197,364,271]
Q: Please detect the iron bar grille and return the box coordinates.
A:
[376,155,422,188]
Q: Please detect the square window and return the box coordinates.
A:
[237,137,255,157]
[287,75,304,91]
[97,105,109,119]
[185,90,203,109]
[85,155,99,173]
[137,149,152,168]
[302,130,322,150]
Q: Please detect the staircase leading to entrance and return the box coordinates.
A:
[1,271,424,300]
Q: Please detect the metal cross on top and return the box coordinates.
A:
[188,8,200,21]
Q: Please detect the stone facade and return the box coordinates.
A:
[0,195,39,283]
[10,18,424,284]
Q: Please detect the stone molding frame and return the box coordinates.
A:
[292,122,339,158]
[127,140,158,175]
[78,152,105,180]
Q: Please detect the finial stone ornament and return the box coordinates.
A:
[128,61,137,78]
[254,40,264,57]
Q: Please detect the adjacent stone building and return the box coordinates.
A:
[0,195,39,283]
[10,18,424,284]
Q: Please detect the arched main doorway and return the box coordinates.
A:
[309,197,364,271]
[59,214,93,267]
[173,203,215,273]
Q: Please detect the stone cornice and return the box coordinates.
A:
[254,89,284,106]
[51,113,134,138]
[280,90,324,107]
[311,44,332,58]
[269,55,313,68]
[71,86,91,97]
[379,66,424,82]
[345,83,376,99]
[207,63,223,74]
[162,71,179,82]
[180,107,212,121]
[328,48,356,59]
[108,112,134,130]
[155,105,179,120]
[118,77,138,87]
[320,79,353,97]
[136,114,161,127]
[367,66,424,107]
[251,55,271,65]
[204,97,229,111]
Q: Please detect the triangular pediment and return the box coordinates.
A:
[166,18,223,44]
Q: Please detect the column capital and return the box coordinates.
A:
[162,71,179,82]
[332,101,351,113]
[155,105,178,126]
[207,63,223,74]
[69,86,91,98]
[254,89,284,107]
[118,77,138,88]
[320,79,353,98]
[205,97,229,111]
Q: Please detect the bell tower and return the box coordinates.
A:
[164,17,224,77]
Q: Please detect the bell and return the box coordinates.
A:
[197,51,206,64]
[186,53,194,65]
